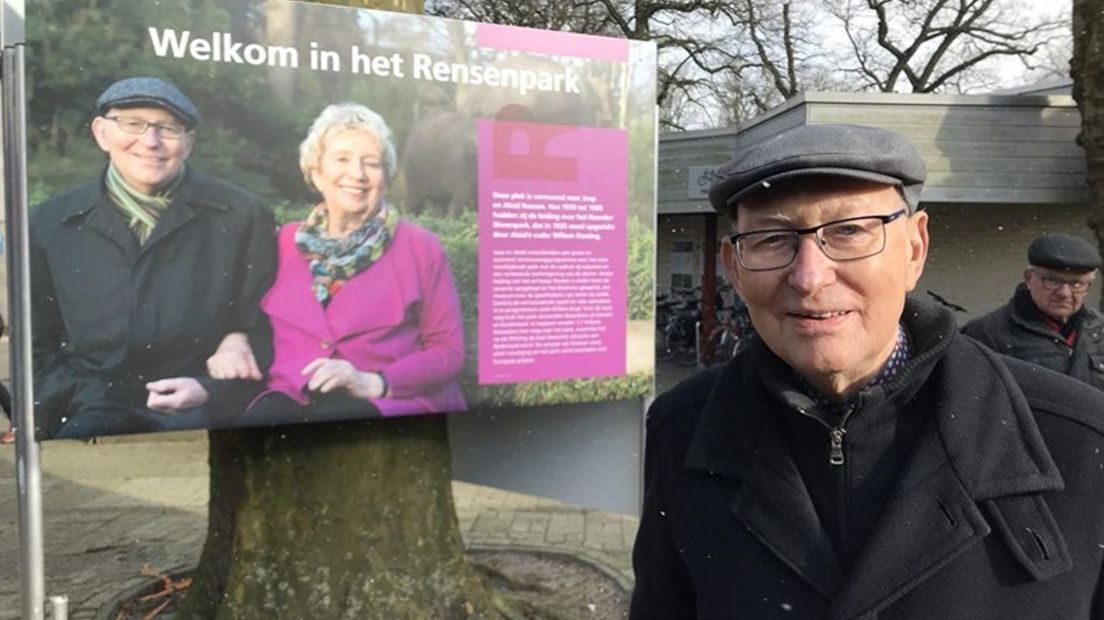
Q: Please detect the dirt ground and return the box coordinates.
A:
[472,549,630,619]
[109,549,629,619]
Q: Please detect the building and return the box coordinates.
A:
[658,88,1098,324]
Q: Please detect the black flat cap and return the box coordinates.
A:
[96,77,199,129]
[1028,233,1102,272]
[708,124,926,213]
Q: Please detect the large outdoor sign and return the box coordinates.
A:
[25,0,657,439]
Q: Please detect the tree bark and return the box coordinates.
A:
[179,0,511,617]
[1072,0,1104,310]
[181,419,507,618]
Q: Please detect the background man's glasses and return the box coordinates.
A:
[1036,272,1093,293]
[104,115,187,139]
[728,209,908,271]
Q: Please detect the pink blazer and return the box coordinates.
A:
[259,220,467,416]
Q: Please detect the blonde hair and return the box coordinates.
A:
[299,103,398,190]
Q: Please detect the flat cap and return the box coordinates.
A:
[708,124,926,213]
[1028,233,1102,272]
[96,77,199,128]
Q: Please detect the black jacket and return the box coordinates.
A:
[963,283,1104,391]
[30,167,276,438]
[631,298,1104,619]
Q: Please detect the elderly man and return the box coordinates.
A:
[31,77,275,439]
[963,234,1104,390]
[630,124,1104,619]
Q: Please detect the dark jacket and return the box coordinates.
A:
[631,298,1104,619]
[30,167,276,438]
[963,283,1104,391]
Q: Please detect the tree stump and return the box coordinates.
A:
[179,417,509,618]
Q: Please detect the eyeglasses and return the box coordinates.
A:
[1035,272,1094,293]
[103,115,188,139]
[728,209,908,271]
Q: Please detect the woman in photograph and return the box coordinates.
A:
[211,102,466,423]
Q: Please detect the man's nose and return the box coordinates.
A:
[138,126,163,147]
[1053,282,1076,296]
[786,234,836,295]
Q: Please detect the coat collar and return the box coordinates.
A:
[60,167,230,256]
[684,297,1065,617]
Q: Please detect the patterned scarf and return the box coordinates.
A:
[295,202,398,305]
[104,163,186,245]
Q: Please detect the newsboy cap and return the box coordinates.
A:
[1028,233,1102,272]
[708,124,926,213]
[96,77,199,129]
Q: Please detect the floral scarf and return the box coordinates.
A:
[295,202,398,305]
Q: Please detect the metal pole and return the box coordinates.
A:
[48,595,68,620]
[694,319,702,369]
[2,1,45,618]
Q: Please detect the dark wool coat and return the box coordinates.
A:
[631,299,1104,619]
[30,167,276,438]
[963,283,1104,391]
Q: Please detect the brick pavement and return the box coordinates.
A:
[0,435,639,619]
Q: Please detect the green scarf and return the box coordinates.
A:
[104,163,186,245]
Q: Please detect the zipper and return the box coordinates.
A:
[794,401,857,561]
[796,403,856,466]
[829,427,846,465]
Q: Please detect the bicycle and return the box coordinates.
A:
[655,287,701,366]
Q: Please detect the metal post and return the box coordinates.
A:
[694,319,702,369]
[2,1,44,619]
[48,595,68,620]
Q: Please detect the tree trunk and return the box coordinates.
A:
[180,0,509,617]
[181,419,508,618]
[1072,0,1104,312]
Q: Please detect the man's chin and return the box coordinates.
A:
[783,352,852,383]
[1044,307,1076,322]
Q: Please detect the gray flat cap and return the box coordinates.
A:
[1028,233,1102,272]
[96,77,199,128]
[708,124,926,213]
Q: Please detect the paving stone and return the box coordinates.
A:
[0,437,639,615]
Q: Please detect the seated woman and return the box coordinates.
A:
[212,103,466,424]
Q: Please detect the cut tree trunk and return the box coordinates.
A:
[1072,0,1104,312]
[179,418,509,618]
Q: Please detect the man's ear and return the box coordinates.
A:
[721,238,742,298]
[1023,267,1033,285]
[90,116,111,153]
[904,210,929,292]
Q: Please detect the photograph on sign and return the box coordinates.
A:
[26,0,657,439]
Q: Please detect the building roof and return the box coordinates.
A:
[659,90,1087,215]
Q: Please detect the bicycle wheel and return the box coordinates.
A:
[656,329,673,362]
[668,329,698,367]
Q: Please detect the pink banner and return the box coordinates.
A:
[476,23,629,62]
[477,120,628,384]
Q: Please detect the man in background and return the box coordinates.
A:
[963,233,1104,390]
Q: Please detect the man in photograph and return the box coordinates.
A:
[963,233,1104,391]
[31,77,275,439]
[630,124,1104,618]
